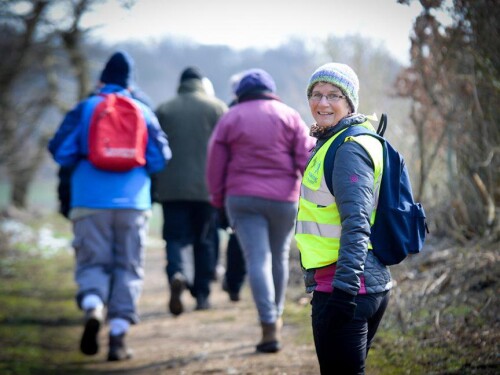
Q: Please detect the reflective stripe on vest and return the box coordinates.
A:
[295,122,383,270]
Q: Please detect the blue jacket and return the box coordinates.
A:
[48,84,171,210]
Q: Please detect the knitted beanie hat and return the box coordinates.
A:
[235,68,276,98]
[180,66,203,82]
[306,63,359,113]
[100,51,133,88]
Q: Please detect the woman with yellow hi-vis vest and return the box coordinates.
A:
[296,63,392,374]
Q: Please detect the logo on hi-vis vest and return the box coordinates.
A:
[305,158,321,185]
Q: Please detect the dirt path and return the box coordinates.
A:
[80,238,320,374]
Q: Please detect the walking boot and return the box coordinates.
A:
[107,333,132,361]
[169,272,186,316]
[195,294,211,310]
[256,321,282,353]
[80,306,104,355]
[222,278,240,302]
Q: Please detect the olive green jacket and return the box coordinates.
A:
[153,79,228,202]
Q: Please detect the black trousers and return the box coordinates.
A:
[162,201,216,298]
[311,290,390,375]
[224,233,246,293]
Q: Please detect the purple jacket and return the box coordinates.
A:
[206,97,314,208]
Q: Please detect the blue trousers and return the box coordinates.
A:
[161,201,216,299]
[311,290,390,375]
[227,196,297,323]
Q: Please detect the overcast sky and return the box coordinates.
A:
[80,0,426,65]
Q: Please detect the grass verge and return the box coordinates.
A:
[0,216,88,375]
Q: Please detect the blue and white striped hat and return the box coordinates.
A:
[306,63,359,113]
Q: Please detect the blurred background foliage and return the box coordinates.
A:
[0,0,498,244]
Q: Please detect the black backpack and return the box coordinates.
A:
[324,114,429,265]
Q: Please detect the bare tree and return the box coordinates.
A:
[0,0,53,208]
[395,0,499,242]
[0,0,134,208]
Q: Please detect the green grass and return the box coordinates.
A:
[0,248,88,374]
[367,326,474,374]
[366,291,499,374]
[283,298,313,345]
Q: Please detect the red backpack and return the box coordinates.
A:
[88,93,148,171]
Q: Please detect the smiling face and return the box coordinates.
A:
[309,82,351,128]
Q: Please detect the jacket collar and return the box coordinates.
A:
[177,79,205,94]
[99,84,131,97]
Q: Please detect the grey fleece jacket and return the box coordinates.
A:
[303,114,392,295]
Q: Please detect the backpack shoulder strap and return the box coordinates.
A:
[376,113,387,136]
[324,125,381,195]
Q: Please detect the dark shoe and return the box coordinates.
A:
[222,278,240,302]
[107,333,132,361]
[256,340,281,353]
[195,295,211,311]
[256,321,281,353]
[169,273,186,316]
[80,307,104,355]
[229,292,240,302]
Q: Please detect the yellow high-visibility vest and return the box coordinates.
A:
[295,121,383,270]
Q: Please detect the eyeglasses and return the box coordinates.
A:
[309,93,346,103]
